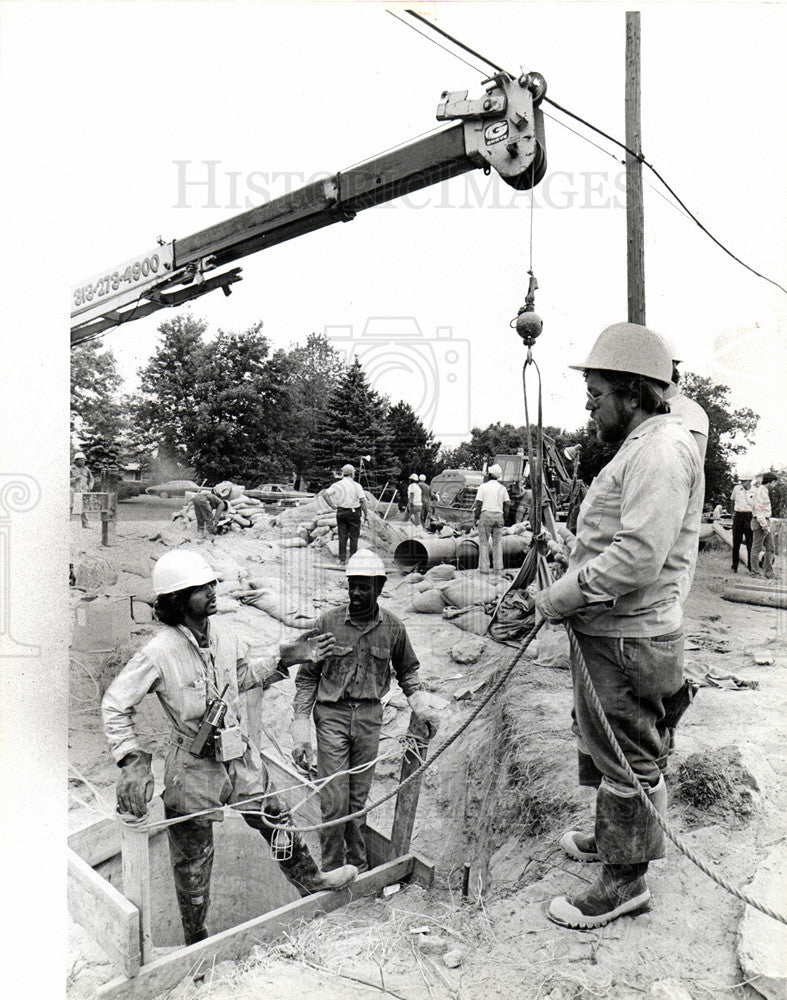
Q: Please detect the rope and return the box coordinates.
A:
[254,621,545,835]
[565,624,787,926]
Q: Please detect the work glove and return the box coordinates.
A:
[280,633,336,669]
[116,750,154,818]
[291,714,315,771]
[407,690,440,740]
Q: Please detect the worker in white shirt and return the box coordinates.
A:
[750,472,778,579]
[663,359,709,465]
[406,473,422,526]
[730,479,754,573]
[323,464,368,563]
[473,464,510,574]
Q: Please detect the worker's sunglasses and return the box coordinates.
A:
[585,387,618,407]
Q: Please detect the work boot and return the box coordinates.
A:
[303,864,359,893]
[560,830,600,863]
[548,863,650,929]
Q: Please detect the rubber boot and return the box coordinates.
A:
[242,800,358,896]
[594,775,666,864]
[548,862,650,928]
[166,814,215,946]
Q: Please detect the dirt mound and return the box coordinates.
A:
[674,746,760,827]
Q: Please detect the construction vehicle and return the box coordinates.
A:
[70,69,547,344]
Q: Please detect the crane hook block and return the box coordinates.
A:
[514,309,544,345]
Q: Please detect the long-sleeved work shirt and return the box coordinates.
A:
[537,414,703,637]
[102,617,286,816]
[293,605,422,715]
[752,484,772,528]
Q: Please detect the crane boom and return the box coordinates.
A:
[71,70,547,345]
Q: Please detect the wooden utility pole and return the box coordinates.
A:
[625,11,646,324]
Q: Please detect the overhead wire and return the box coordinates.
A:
[386,9,489,77]
[393,9,787,298]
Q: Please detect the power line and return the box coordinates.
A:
[393,9,787,298]
[386,9,488,78]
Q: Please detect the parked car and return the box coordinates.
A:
[244,482,315,505]
[145,480,207,498]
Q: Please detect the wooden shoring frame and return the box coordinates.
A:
[68,748,434,999]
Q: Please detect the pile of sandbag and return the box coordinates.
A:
[174,483,271,533]
[273,500,407,557]
[401,565,510,635]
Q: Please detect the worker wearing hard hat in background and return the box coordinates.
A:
[70,451,94,528]
[417,474,433,528]
[102,549,357,946]
[291,549,440,872]
[473,464,510,574]
[730,477,754,574]
[323,463,368,563]
[662,349,709,465]
[533,323,703,930]
[406,472,422,525]
[750,471,778,579]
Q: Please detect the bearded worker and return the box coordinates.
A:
[534,323,703,929]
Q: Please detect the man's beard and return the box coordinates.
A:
[596,399,631,444]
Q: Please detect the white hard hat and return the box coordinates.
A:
[74,452,86,461]
[341,463,355,475]
[419,474,426,481]
[345,550,387,579]
[569,323,673,386]
[487,464,503,479]
[152,549,217,596]
[409,473,419,481]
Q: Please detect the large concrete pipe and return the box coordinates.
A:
[456,535,530,570]
[393,537,458,573]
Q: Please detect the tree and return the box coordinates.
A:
[282,333,346,488]
[312,358,393,490]
[135,313,209,467]
[679,373,759,503]
[438,422,574,471]
[385,401,441,501]
[70,341,125,463]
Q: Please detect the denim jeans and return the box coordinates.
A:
[313,699,383,871]
[478,511,504,572]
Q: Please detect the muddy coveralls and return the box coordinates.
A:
[102,617,324,944]
[294,605,422,871]
[536,415,703,866]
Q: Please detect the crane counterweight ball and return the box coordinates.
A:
[515,309,543,344]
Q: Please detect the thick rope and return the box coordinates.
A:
[566,624,787,926]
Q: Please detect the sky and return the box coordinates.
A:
[0,4,785,993]
[39,0,787,470]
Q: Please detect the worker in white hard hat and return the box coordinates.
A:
[291,548,440,872]
[102,549,357,946]
[661,344,710,465]
[323,463,368,563]
[417,474,434,528]
[532,322,704,931]
[406,473,422,525]
[70,451,94,528]
[473,464,510,574]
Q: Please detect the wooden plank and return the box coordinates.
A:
[97,855,416,1000]
[259,749,321,825]
[363,822,393,869]
[69,816,121,867]
[390,715,430,858]
[68,848,141,979]
[410,852,436,887]
[121,822,154,965]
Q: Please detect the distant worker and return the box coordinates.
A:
[711,503,724,522]
[418,474,433,528]
[191,488,227,538]
[323,464,368,563]
[406,473,422,526]
[102,549,356,946]
[730,478,754,574]
[291,549,439,872]
[750,472,778,578]
[663,356,709,465]
[473,464,510,574]
[70,451,94,529]
[533,322,703,930]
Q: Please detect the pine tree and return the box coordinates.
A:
[312,358,392,490]
[385,401,441,501]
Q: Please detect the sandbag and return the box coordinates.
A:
[425,564,456,582]
[442,576,500,609]
[532,625,571,669]
[72,551,119,593]
[451,637,486,664]
[443,606,492,635]
[237,585,318,629]
[214,480,245,501]
[278,536,308,548]
[411,590,449,614]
